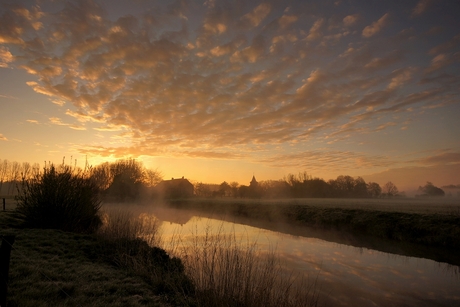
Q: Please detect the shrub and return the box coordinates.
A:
[16,164,102,233]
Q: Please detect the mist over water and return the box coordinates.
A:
[137,204,459,307]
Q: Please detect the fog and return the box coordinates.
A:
[100,199,460,307]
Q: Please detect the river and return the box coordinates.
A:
[145,206,459,307]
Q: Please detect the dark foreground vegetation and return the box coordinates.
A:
[1,210,193,307]
[1,163,319,307]
[167,198,460,255]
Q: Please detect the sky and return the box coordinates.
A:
[0,0,459,192]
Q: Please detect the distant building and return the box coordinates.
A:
[154,177,194,199]
[250,175,258,188]
[247,175,261,198]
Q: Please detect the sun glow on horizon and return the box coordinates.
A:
[0,0,459,191]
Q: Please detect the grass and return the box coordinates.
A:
[2,213,167,306]
[0,210,188,306]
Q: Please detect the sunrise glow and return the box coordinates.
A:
[1,0,459,192]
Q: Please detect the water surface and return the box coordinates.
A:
[151,207,459,307]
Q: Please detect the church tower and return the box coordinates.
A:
[250,175,258,188]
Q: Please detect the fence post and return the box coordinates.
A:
[2,199,5,211]
[0,235,15,307]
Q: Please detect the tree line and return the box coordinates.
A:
[1,158,162,202]
[1,158,448,200]
[196,172,403,199]
[197,172,447,199]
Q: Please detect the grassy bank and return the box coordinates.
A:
[1,208,319,307]
[1,210,191,307]
[166,198,460,251]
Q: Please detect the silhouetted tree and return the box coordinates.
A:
[259,180,290,198]
[0,159,9,194]
[219,181,231,197]
[145,169,162,187]
[90,162,112,192]
[194,182,211,198]
[417,182,445,197]
[367,182,382,198]
[229,181,239,198]
[353,177,368,198]
[382,181,399,197]
[238,185,250,198]
[104,159,156,201]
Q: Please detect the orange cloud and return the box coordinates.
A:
[241,3,271,28]
[362,13,389,38]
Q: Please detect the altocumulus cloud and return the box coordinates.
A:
[1,0,459,173]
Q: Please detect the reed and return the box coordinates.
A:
[96,208,194,304]
[164,222,319,307]
[99,208,320,306]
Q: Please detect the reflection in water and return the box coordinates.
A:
[149,208,459,307]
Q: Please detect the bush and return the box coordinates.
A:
[16,164,102,233]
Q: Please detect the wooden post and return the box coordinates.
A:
[0,235,15,307]
[2,199,5,211]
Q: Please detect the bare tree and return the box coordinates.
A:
[8,161,21,194]
[382,181,399,197]
[21,162,32,181]
[90,162,112,191]
[0,159,9,194]
[145,168,162,187]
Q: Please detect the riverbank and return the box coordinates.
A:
[0,210,193,307]
[165,198,460,262]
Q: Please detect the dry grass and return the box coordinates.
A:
[1,210,166,307]
[98,208,162,247]
[164,222,320,307]
[96,208,195,305]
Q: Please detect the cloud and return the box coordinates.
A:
[306,18,324,41]
[0,46,13,67]
[417,152,460,165]
[259,150,394,173]
[278,14,298,29]
[0,134,7,141]
[387,68,415,89]
[411,0,432,17]
[241,3,271,28]
[181,150,244,159]
[93,125,124,132]
[49,117,67,126]
[26,119,39,124]
[1,0,459,166]
[343,14,359,27]
[0,94,18,100]
[362,13,389,38]
[364,50,404,70]
[69,124,86,131]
